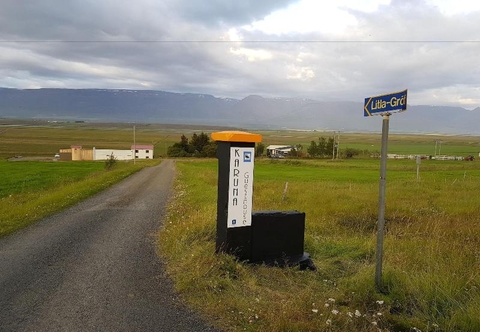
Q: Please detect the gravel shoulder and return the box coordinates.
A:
[0,160,218,332]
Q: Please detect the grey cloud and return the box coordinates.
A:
[0,0,479,108]
[170,0,299,26]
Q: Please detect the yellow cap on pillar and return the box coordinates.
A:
[211,131,262,143]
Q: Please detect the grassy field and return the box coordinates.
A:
[259,131,480,157]
[159,158,480,332]
[0,159,158,237]
[0,119,235,159]
[1,120,479,160]
[2,120,480,331]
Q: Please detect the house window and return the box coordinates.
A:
[135,150,139,153]
[146,150,149,153]
[146,156,149,159]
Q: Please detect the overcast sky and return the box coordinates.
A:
[1,0,479,108]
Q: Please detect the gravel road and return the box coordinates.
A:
[0,160,218,332]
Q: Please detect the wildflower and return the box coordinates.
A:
[328,298,336,303]
[413,328,422,332]
[372,321,378,326]
[376,300,384,305]
[377,312,382,316]
[326,319,332,325]
[355,310,361,317]
[324,303,330,307]
[347,312,353,318]
[312,309,319,313]
[331,309,339,315]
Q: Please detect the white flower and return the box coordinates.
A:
[331,309,339,315]
[312,309,319,313]
[326,319,332,325]
[413,328,422,332]
[328,298,336,303]
[372,321,378,326]
[324,303,330,307]
[376,300,384,305]
[355,310,361,317]
[377,312,383,316]
[347,312,353,318]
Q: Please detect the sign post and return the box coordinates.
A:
[211,131,262,260]
[364,89,408,291]
[416,155,421,181]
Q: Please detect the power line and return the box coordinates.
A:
[0,40,479,43]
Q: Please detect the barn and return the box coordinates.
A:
[132,144,154,159]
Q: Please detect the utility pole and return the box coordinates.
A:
[133,125,136,165]
[336,131,340,159]
[332,131,336,160]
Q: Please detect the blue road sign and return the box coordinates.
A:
[364,89,408,117]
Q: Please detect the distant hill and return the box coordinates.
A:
[0,88,479,134]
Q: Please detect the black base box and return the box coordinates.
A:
[250,211,305,263]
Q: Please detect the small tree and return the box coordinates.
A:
[105,153,117,170]
[307,141,319,157]
[203,142,217,158]
[318,137,327,156]
[190,132,210,155]
[325,137,335,158]
[255,142,265,157]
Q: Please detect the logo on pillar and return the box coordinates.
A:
[228,147,255,228]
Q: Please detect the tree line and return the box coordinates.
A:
[167,133,372,159]
[167,132,217,157]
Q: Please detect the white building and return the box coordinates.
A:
[132,144,154,159]
[93,148,134,161]
[266,145,294,157]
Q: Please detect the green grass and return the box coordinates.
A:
[2,121,480,330]
[0,120,233,159]
[258,130,480,156]
[0,159,158,237]
[159,158,480,332]
[0,160,105,198]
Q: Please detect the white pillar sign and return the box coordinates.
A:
[227,147,255,228]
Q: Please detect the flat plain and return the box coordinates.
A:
[2,119,480,331]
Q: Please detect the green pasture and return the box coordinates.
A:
[160,158,480,332]
[0,121,229,159]
[259,130,480,156]
[2,121,479,160]
[0,160,104,198]
[0,159,157,237]
[2,120,480,331]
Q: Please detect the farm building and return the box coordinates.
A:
[93,148,134,161]
[266,145,294,157]
[59,145,93,161]
[58,144,154,161]
[132,144,154,159]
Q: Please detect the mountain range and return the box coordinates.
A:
[1,88,479,135]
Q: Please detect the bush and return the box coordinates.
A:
[104,153,117,170]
